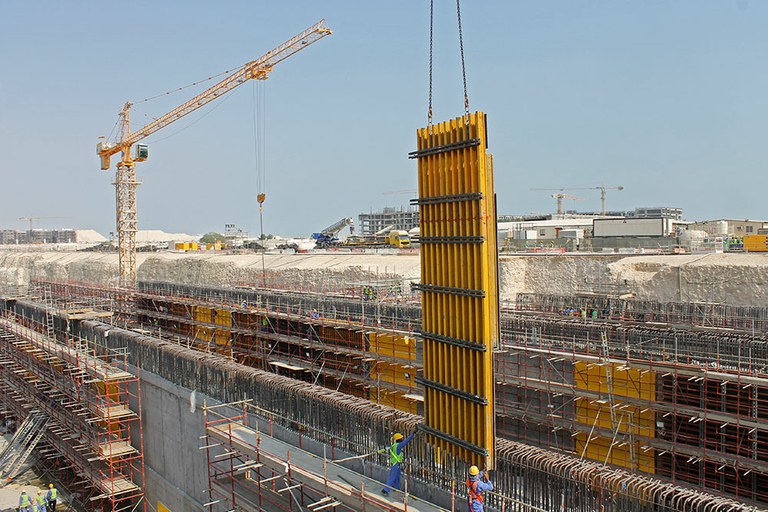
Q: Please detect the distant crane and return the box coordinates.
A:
[312,217,354,248]
[18,216,70,231]
[531,185,624,215]
[550,194,583,216]
[97,21,332,287]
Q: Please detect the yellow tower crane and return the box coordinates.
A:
[98,20,332,287]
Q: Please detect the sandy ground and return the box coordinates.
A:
[0,435,71,512]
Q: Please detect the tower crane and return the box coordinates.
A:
[97,20,332,287]
[550,193,583,216]
[531,185,624,216]
[18,216,70,231]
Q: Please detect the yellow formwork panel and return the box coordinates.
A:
[368,331,417,361]
[416,112,498,468]
[370,360,414,388]
[573,361,656,472]
[214,308,232,326]
[575,433,655,474]
[575,401,655,438]
[196,306,212,324]
[574,361,655,400]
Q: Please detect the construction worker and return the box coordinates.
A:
[36,490,47,512]
[18,490,32,512]
[380,431,415,495]
[467,466,493,512]
[45,484,57,512]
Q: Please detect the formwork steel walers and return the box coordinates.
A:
[0,307,145,511]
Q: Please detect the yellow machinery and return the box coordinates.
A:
[744,234,768,252]
[97,21,332,287]
[411,111,499,468]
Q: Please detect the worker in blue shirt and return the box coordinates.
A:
[18,490,32,512]
[467,465,493,512]
[45,484,57,512]
[36,490,47,512]
[380,432,415,495]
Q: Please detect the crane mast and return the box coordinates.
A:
[98,20,332,287]
[532,184,624,216]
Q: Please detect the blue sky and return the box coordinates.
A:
[1,1,767,237]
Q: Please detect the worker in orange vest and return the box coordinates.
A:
[467,465,493,512]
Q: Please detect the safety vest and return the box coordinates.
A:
[20,494,31,507]
[49,488,57,500]
[31,504,39,512]
[37,495,46,506]
[467,479,484,504]
[389,442,403,465]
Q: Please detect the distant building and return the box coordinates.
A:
[629,207,683,220]
[359,206,419,235]
[0,229,76,244]
[689,219,768,237]
[497,217,598,240]
[0,229,107,245]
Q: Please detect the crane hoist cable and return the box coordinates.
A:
[252,80,268,285]
[426,0,472,131]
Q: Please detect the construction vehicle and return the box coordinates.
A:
[312,217,354,248]
[341,226,411,248]
[743,234,768,252]
[97,21,332,287]
[388,230,411,248]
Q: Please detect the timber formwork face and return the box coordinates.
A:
[413,112,499,468]
[0,311,145,511]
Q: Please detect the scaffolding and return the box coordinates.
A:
[0,310,145,511]
[203,401,448,512]
[26,278,768,508]
[495,310,768,505]
[2,293,761,512]
[516,292,768,334]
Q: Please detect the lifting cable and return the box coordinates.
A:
[426,0,471,133]
[455,0,470,120]
[252,80,268,285]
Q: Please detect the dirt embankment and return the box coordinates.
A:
[1,250,767,306]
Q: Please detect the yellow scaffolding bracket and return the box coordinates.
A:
[411,111,498,468]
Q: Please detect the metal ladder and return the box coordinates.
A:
[43,285,56,341]
[0,411,49,484]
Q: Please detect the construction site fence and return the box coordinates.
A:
[517,292,768,334]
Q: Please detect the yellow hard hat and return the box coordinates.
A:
[38,490,43,495]
[469,465,480,476]
[49,484,54,488]
[393,433,404,441]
